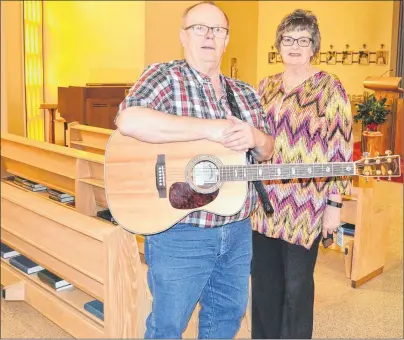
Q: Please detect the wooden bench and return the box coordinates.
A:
[67,121,112,155]
[1,133,199,338]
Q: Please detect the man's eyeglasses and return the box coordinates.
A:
[281,36,312,47]
[184,24,229,39]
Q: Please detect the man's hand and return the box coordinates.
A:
[203,114,274,161]
[204,118,235,144]
[222,115,254,152]
[322,205,341,238]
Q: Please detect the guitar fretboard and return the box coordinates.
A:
[219,162,356,182]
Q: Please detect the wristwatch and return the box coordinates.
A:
[327,199,343,208]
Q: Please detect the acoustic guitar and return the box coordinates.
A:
[104,130,401,235]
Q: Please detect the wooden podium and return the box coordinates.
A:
[363,76,403,157]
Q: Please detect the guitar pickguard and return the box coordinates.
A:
[169,182,219,209]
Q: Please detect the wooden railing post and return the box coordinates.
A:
[103,227,148,338]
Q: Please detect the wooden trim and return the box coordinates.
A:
[351,267,384,288]
[103,227,148,337]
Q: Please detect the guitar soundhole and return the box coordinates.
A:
[169,182,219,209]
[186,158,222,194]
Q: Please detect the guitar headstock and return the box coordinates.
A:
[355,150,401,181]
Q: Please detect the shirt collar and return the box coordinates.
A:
[185,60,227,94]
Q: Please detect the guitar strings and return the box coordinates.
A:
[163,164,386,180]
[164,164,381,175]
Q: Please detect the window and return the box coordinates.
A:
[23,1,44,141]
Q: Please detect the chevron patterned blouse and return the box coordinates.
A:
[251,71,353,249]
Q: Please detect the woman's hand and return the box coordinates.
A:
[322,205,341,238]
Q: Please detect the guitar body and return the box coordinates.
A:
[104,130,248,235]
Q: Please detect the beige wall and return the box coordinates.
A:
[145,1,198,66]
[36,1,400,113]
[43,1,146,103]
[145,1,259,86]
[217,1,259,86]
[390,1,401,76]
[1,1,25,136]
[257,1,394,95]
[1,2,8,133]
[44,1,198,102]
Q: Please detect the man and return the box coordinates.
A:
[115,1,274,338]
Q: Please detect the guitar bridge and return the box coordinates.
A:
[155,154,167,198]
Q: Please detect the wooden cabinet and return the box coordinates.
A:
[58,85,131,129]
[85,97,121,129]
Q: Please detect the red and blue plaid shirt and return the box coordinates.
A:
[117,59,270,228]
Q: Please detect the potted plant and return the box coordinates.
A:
[353,93,391,132]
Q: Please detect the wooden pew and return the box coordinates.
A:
[67,121,112,155]
[66,122,145,253]
[0,133,199,338]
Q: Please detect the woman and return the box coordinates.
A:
[250,9,353,339]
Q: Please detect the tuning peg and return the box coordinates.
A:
[362,152,370,164]
[385,150,392,156]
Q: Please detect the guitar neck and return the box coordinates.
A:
[219,162,357,181]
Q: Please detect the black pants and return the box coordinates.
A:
[251,230,321,339]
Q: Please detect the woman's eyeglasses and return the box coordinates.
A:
[281,36,312,47]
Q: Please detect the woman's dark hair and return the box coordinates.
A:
[275,9,321,59]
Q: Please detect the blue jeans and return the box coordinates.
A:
[144,218,252,339]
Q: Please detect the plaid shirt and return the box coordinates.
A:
[117,59,270,228]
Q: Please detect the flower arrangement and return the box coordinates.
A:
[353,94,391,131]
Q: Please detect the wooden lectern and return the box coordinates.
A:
[363,76,403,157]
